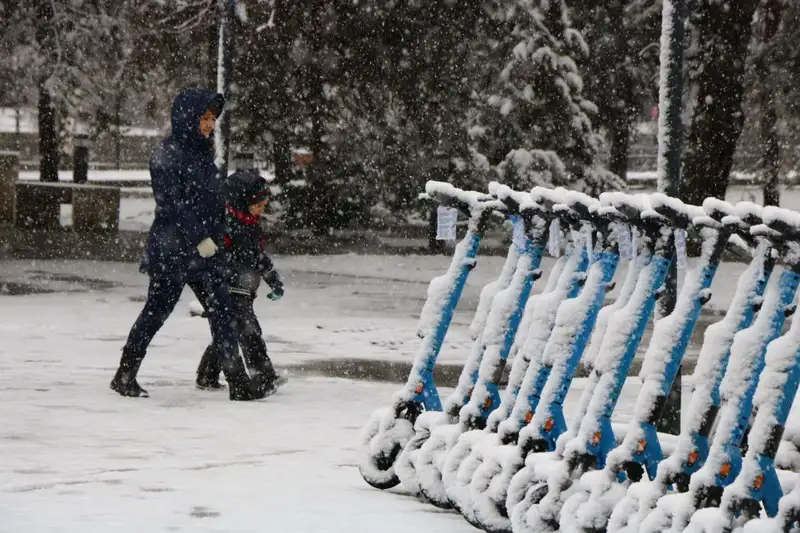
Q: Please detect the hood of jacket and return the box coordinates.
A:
[170,88,225,151]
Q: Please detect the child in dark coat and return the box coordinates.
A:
[195,170,286,396]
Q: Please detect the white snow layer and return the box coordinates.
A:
[575,228,722,533]
[657,266,797,533]
[517,250,624,447]
[415,239,543,505]
[443,243,587,518]
[457,243,541,427]
[397,241,521,491]
[608,253,769,533]
[720,291,800,519]
[494,242,585,436]
[563,256,662,462]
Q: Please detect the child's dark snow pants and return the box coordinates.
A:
[197,292,277,385]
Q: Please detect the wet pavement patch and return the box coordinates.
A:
[0,270,119,296]
[189,506,220,519]
[27,270,120,291]
[283,358,497,388]
[282,355,700,386]
[0,282,57,296]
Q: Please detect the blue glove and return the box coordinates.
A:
[263,270,284,301]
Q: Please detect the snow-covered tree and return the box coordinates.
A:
[740,0,793,206]
[235,1,493,231]
[475,0,622,196]
[571,0,662,180]
[0,0,200,177]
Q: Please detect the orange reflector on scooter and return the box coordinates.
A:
[544,417,555,432]
[687,450,699,466]
[415,382,424,395]
[484,397,493,411]
[636,439,647,454]
[720,463,731,477]
[592,432,602,446]
[753,474,764,490]
[524,411,533,424]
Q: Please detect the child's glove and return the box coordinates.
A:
[197,238,218,258]
[263,270,284,301]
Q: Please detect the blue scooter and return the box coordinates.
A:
[358,181,502,490]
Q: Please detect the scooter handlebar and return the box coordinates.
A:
[734,201,766,227]
[425,180,505,217]
[599,191,654,225]
[530,186,570,211]
[649,192,704,229]
[492,183,546,217]
[750,223,789,243]
[762,206,800,241]
[702,197,737,223]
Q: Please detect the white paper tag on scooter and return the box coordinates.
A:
[581,225,594,263]
[510,215,527,252]
[616,224,634,260]
[436,206,458,241]
[756,239,767,281]
[548,218,561,257]
[674,228,688,269]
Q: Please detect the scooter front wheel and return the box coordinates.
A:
[510,480,551,533]
[358,406,415,490]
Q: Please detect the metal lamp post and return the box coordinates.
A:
[216,0,236,180]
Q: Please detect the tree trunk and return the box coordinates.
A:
[271,27,292,185]
[115,94,122,170]
[273,134,291,184]
[762,103,780,206]
[308,70,326,236]
[607,0,633,182]
[306,0,328,236]
[216,0,236,180]
[35,0,58,182]
[15,108,21,152]
[207,18,218,89]
[608,109,631,181]
[654,0,687,436]
[681,0,760,206]
[37,82,59,183]
[759,0,784,207]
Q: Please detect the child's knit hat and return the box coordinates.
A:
[225,170,271,211]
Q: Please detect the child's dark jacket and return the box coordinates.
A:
[222,206,274,297]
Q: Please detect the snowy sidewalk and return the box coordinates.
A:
[0,370,646,532]
[0,255,767,532]
[0,255,749,375]
[1,374,481,532]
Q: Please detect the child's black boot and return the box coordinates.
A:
[196,346,225,390]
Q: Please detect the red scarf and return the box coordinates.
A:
[226,204,260,225]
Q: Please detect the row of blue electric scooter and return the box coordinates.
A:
[357,180,800,533]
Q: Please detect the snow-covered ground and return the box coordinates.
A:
[0,255,651,532]
[0,253,777,532]
[0,255,751,369]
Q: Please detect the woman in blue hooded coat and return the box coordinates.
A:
[111,88,266,402]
